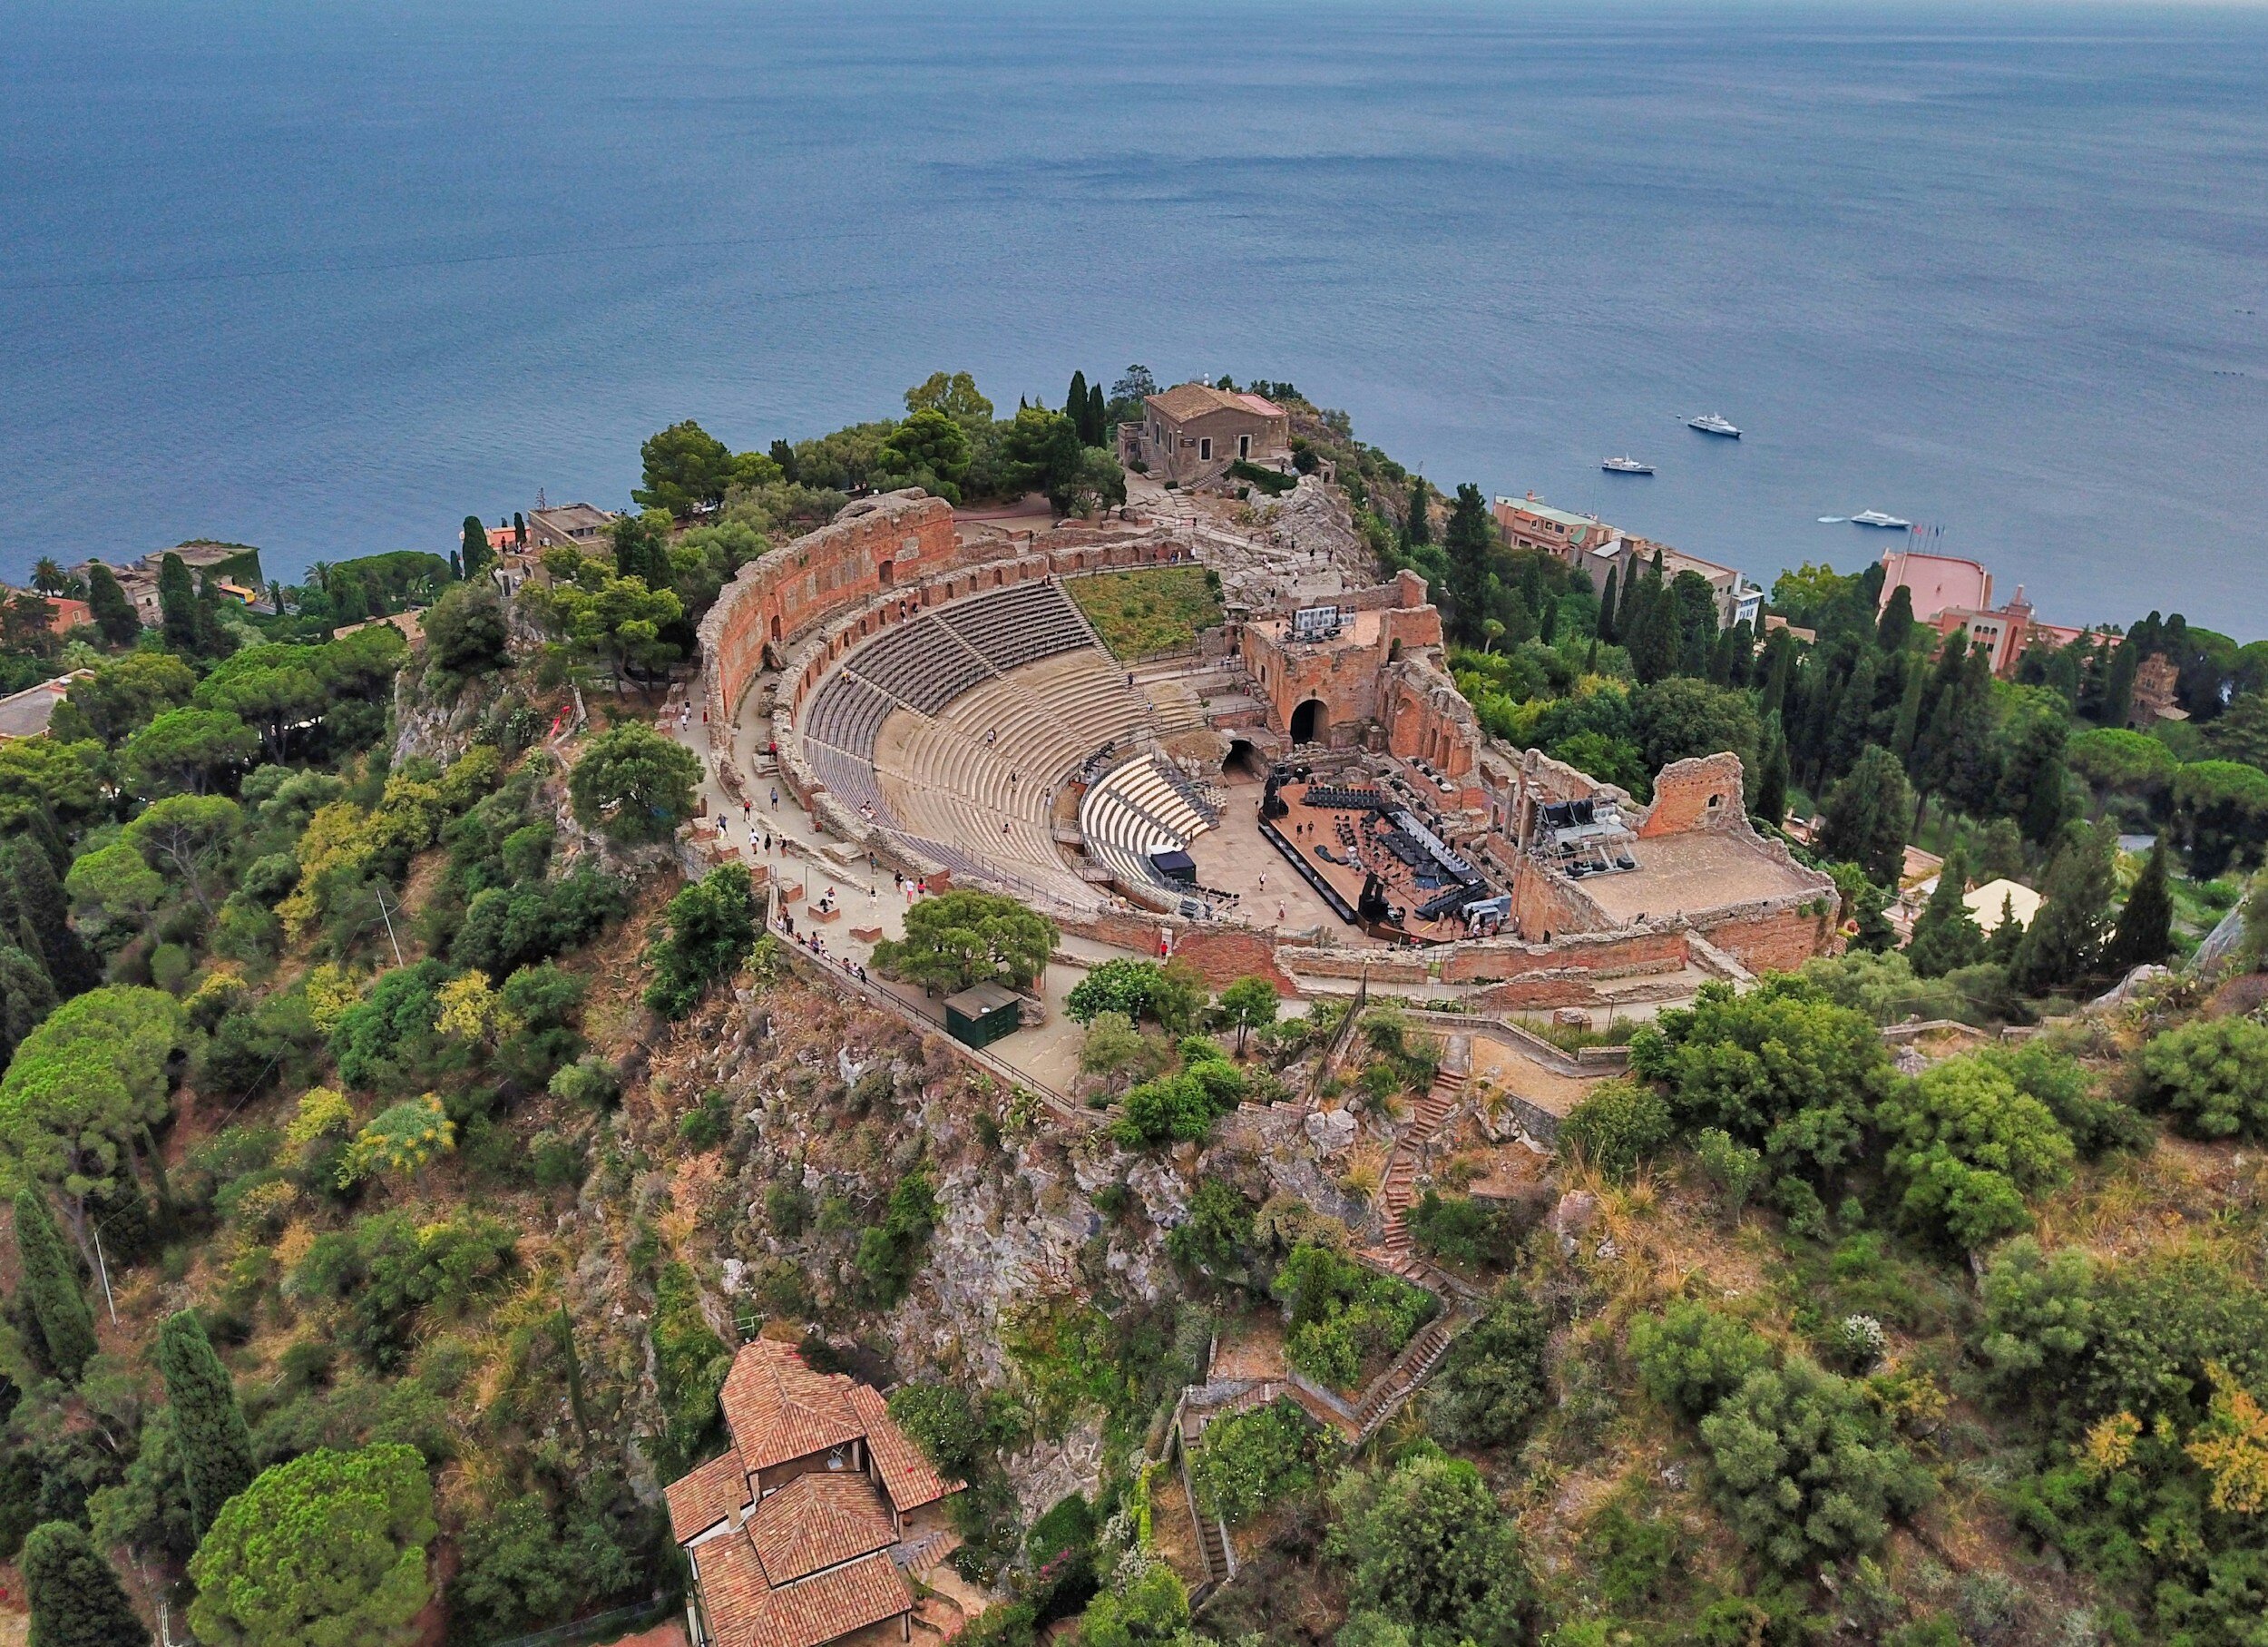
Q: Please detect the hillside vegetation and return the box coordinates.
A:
[1,374,2266,1647]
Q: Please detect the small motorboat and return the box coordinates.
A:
[1849,510,1911,529]
[1601,456,1654,475]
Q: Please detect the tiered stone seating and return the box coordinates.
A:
[792,581,1208,910]
[1078,755,1216,893]
[937,582,1092,672]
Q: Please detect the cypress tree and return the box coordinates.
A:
[1065,371,1089,440]
[2014,819,2117,994]
[513,510,527,546]
[87,564,142,647]
[1758,629,1794,721]
[5,838,97,998]
[769,440,798,483]
[449,550,463,579]
[22,1521,152,1647]
[2104,838,2174,973]
[1088,382,1107,447]
[1824,650,1880,785]
[1987,892,2026,967]
[1876,583,1916,652]
[1540,594,1559,644]
[1405,475,1430,545]
[1752,714,1790,829]
[0,942,59,1064]
[462,515,492,581]
[158,1310,256,1537]
[1908,848,1985,977]
[2097,636,2140,728]
[13,1189,98,1382]
[156,553,198,652]
[1596,567,1619,642]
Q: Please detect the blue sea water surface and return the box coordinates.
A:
[2,0,2263,633]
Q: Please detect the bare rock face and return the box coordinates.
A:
[1547,1191,1601,1255]
[1304,1107,1359,1156]
[1207,1104,1366,1227]
[1002,1417,1109,1521]
[1249,475,1370,587]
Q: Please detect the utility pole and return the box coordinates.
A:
[92,1223,119,1325]
[374,884,406,967]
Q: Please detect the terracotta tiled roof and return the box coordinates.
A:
[846,1385,955,1512]
[719,1340,866,1471]
[1235,393,1286,417]
[693,1531,776,1646]
[706,1549,914,1647]
[752,1552,912,1647]
[744,1472,897,1583]
[668,1448,752,1544]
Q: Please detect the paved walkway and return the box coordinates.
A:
[664,669,1158,1095]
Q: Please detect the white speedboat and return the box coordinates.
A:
[1849,510,1911,529]
[1687,413,1741,437]
[1601,456,1654,475]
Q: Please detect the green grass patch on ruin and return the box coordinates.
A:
[1067,565,1224,660]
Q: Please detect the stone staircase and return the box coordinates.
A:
[1349,1312,1463,1442]
[1367,1067,1466,1266]
[892,1526,962,1579]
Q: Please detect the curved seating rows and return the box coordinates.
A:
[794,581,1178,909]
[1080,755,1217,895]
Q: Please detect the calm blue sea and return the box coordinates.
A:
[2,1,2264,634]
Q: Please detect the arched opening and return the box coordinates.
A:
[876,559,894,588]
[1290,699,1326,745]
[1226,738,1264,778]
[769,613,782,644]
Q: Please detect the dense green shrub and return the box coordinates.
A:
[452,867,628,978]
[1877,1056,2076,1249]
[445,1474,654,1645]
[1559,1077,1673,1179]
[1110,1064,1241,1148]
[1695,1353,1934,1570]
[2136,1015,2268,1140]
[1274,1243,1435,1391]
[329,961,454,1091]
[854,1168,938,1307]
[886,1382,985,1480]
[1190,1397,1320,1524]
[649,1262,731,1477]
[1329,1450,1538,1647]
[1631,1301,1774,1423]
[1164,1179,1256,1285]
[292,1211,517,1372]
[1629,977,1893,1184]
[1405,1191,1530,1271]
[1427,1280,1550,1451]
[1634,1301,1930,1570]
[643,865,758,1020]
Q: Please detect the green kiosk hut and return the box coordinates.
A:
[943,981,1022,1050]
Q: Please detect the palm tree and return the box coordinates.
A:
[29,556,67,595]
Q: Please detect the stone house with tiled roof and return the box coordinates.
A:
[666,1339,960,1647]
[1123,382,1291,488]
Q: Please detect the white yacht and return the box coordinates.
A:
[1601,456,1654,475]
[1849,509,1911,529]
[1686,413,1741,437]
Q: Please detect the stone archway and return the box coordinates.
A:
[1290,699,1326,744]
